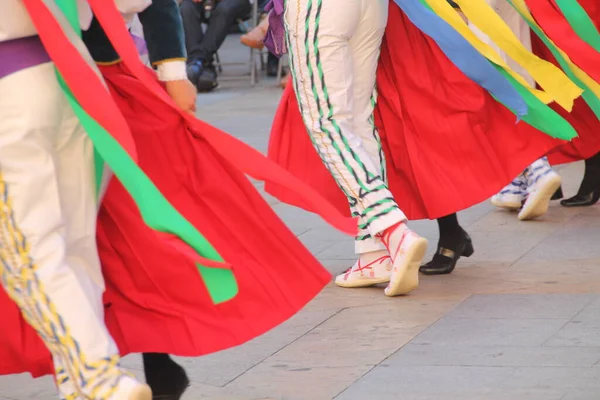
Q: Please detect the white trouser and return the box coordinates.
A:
[0,62,124,399]
[284,0,406,254]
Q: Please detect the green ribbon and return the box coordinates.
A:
[493,66,577,139]
[51,0,238,304]
[417,0,577,140]
[554,0,600,51]
[506,0,600,119]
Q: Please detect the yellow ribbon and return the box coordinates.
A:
[453,0,582,112]
[509,0,600,101]
[422,0,554,105]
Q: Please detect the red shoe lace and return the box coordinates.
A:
[380,223,409,260]
[344,255,390,278]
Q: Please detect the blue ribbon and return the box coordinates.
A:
[392,0,529,118]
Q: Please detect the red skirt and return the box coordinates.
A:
[0,63,331,377]
[266,2,563,220]
[539,0,600,165]
[526,0,600,83]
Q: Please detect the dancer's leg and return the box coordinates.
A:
[337,30,392,288]
[143,353,189,400]
[0,63,149,400]
[561,152,600,207]
[285,0,427,295]
[420,213,474,275]
[473,0,562,220]
[336,88,392,287]
[285,0,404,233]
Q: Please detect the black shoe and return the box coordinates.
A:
[143,353,190,400]
[560,190,600,207]
[186,59,204,85]
[196,63,218,93]
[551,186,564,201]
[419,229,474,275]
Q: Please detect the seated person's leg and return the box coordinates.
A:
[191,0,252,90]
[267,52,279,77]
[180,0,205,63]
[240,15,268,49]
[180,0,215,91]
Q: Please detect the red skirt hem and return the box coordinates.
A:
[266,3,564,220]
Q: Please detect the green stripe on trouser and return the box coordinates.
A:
[284,0,406,245]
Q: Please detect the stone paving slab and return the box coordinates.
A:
[445,294,597,319]
[390,344,600,368]
[337,387,568,400]
[412,316,568,347]
[335,294,600,400]
[122,309,343,387]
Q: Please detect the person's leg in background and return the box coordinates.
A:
[0,62,150,400]
[240,16,289,87]
[240,12,268,49]
[561,152,600,207]
[285,0,427,296]
[181,0,252,92]
[201,0,252,85]
[240,0,270,49]
[179,0,211,90]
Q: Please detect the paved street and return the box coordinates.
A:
[2,36,600,400]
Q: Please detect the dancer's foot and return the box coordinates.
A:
[419,228,473,275]
[335,250,392,288]
[143,353,190,400]
[519,170,562,221]
[560,156,600,207]
[110,376,152,400]
[560,190,600,207]
[491,179,525,211]
[491,192,523,211]
[240,17,269,49]
[380,223,428,297]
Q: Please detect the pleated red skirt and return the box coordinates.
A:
[266,2,563,220]
[0,63,331,377]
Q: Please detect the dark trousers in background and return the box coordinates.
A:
[180,0,252,65]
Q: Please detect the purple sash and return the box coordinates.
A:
[263,0,287,58]
[0,36,50,80]
[131,34,148,56]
